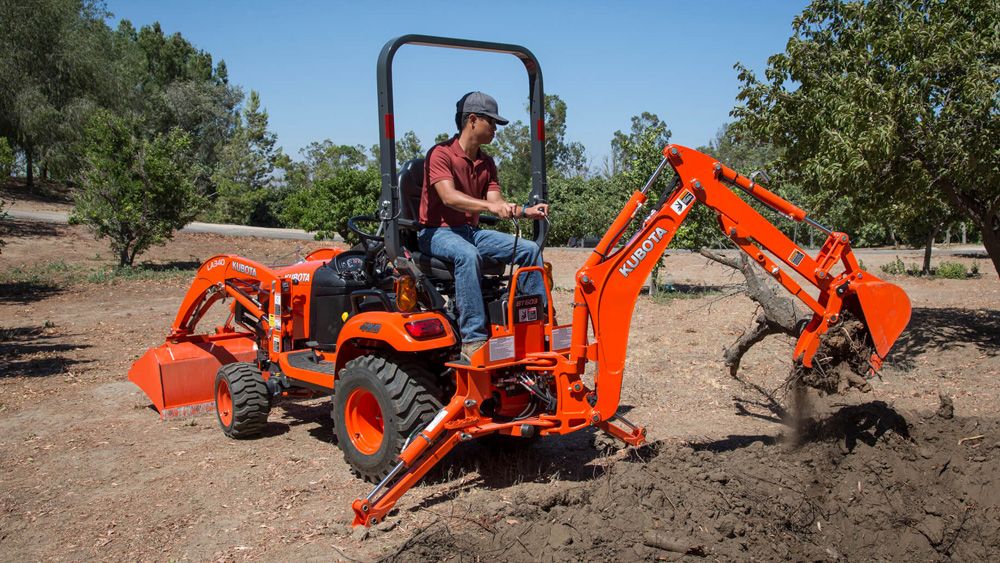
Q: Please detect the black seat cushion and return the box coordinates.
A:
[398,158,506,279]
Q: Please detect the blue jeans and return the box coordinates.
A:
[418,225,545,343]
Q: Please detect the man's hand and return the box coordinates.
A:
[523,203,549,219]
[488,201,519,219]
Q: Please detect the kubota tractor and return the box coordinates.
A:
[129,35,912,527]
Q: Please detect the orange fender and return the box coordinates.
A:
[337,310,457,354]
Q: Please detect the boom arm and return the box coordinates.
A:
[572,144,911,423]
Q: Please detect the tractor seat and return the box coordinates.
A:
[398,158,506,280]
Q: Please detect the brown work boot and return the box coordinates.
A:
[458,340,487,365]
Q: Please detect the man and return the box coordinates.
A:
[418,91,549,357]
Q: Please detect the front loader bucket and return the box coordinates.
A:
[128,334,257,419]
[853,278,912,359]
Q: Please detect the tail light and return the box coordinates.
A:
[404,318,445,339]
[395,275,417,312]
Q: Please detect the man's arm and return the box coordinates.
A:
[433,180,517,218]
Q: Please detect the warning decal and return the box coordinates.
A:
[788,249,806,266]
[671,190,696,216]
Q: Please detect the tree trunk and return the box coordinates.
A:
[961,223,967,245]
[41,162,48,181]
[890,228,899,249]
[943,226,951,246]
[980,219,1000,279]
[25,146,33,190]
[922,227,939,275]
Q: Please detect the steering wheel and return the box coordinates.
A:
[346,215,383,251]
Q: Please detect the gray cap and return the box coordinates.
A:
[456,91,509,126]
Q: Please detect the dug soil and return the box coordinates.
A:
[393,405,1000,562]
[2,194,999,561]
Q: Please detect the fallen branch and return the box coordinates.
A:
[642,531,707,557]
[698,249,809,375]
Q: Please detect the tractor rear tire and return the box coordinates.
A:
[215,362,270,439]
[332,355,442,483]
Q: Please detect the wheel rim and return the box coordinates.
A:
[216,378,234,426]
[345,388,384,455]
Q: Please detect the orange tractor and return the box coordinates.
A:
[129,35,912,527]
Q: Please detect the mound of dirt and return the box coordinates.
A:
[391,403,1000,561]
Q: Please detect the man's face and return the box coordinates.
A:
[471,113,497,143]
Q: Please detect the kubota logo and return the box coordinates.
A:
[232,262,257,277]
[284,273,311,283]
[618,227,668,278]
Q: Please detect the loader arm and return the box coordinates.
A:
[573,144,911,423]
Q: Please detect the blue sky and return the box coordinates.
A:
[108,1,809,169]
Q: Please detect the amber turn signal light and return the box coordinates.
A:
[543,262,554,290]
[395,275,417,312]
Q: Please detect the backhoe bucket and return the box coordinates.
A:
[128,334,257,419]
[852,278,912,359]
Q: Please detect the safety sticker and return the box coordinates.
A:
[551,326,572,351]
[425,408,449,434]
[671,190,696,215]
[489,335,515,362]
[788,249,806,266]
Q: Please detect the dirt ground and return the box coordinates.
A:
[2,193,999,561]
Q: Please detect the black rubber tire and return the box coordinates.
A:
[215,362,270,439]
[332,355,442,483]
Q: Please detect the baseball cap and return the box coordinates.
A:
[456,91,509,126]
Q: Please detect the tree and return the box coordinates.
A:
[281,167,379,242]
[71,111,203,266]
[0,137,13,177]
[395,130,423,168]
[0,0,121,187]
[297,140,369,182]
[493,94,589,202]
[609,112,671,178]
[209,90,281,225]
[733,0,1000,274]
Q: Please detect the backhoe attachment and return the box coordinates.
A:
[672,146,911,369]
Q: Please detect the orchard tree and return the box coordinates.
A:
[72,111,203,266]
[733,0,1000,274]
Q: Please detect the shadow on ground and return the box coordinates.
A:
[891,307,1000,369]
[0,281,63,303]
[1,218,67,238]
[0,325,92,377]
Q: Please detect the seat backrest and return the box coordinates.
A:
[398,158,425,226]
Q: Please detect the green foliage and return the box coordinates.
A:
[546,175,619,244]
[879,256,922,277]
[208,90,282,225]
[71,111,204,266]
[494,94,588,202]
[0,137,13,177]
[934,261,967,279]
[281,167,379,243]
[395,130,423,168]
[733,0,1000,272]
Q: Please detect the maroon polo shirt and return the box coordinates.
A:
[420,136,501,227]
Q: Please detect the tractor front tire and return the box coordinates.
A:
[333,355,442,483]
[215,362,270,439]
